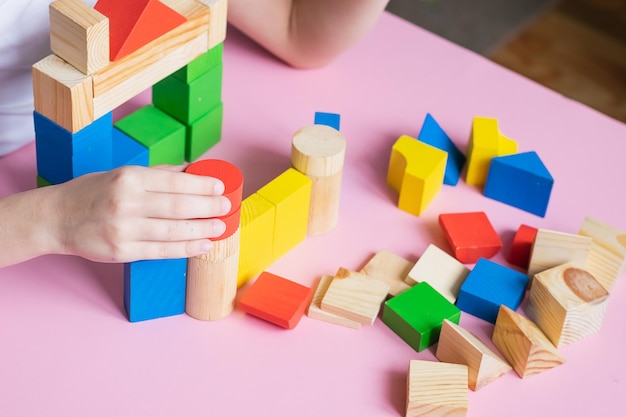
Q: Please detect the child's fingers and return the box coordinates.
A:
[130,166,226,195]
[140,193,231,219]
[131,218,227,242]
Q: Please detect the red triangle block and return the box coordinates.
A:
[95,0,187,61]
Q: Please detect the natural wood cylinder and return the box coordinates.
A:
[291,124,346,236]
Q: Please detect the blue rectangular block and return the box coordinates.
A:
[124,258,188,322]
[314,112,341,130]
[112,127,149,168]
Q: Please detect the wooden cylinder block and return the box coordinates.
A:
[290,124,346,236]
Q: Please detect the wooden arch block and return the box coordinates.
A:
[406,360,468,417]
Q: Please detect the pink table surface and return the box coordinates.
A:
[1,12,625,417]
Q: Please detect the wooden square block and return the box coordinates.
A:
[406,360,468,417]
[307,276,361,329]
[528,228,592,278]
[438,211,502,264]
[359,249,413,296]
[578,216,626,291]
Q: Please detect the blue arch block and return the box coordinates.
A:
[418,113,466,186]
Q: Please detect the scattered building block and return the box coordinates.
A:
[578,216,626,291]
[436,320,511,391]
[417,113,466,186]
[239,271,313,329]
[456,258,529,323]
[438,211,502,264]
[314,111,341,130]
[173,42,223,83]
[321,268,390,326]
[405,244,469,304]
[290,124,346,236]
[306,276,362,330]
[185,102,223,161]
[114,105,186,166]
[527,228,593,278]
[387,135,447,216]
[406,360,468,417]
[359,249,413,296]
[237,193,276,288]
[94,0,187,61]
[465,116,517,187]
[507,224,538,270]
[49,0,110,74]
[196,0,228,48]
[111,127,148,168]
[484,151,554,217]
[123,258,187,322]
[492,305,565,378]
[32,54,94,133]
[526,262,609,347]
[256,168,312,261]
[382,281,461,352]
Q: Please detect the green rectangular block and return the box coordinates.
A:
[114,105,185,166]
[173,43,223,83]
[186,102,223,162]
[153,64,223,125]
[382,281,461,352]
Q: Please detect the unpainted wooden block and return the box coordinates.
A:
[528,228,593,278]
[306,275,361,330]
[578,216,626,291]
[359,249,413,296]
[406,360,468,417]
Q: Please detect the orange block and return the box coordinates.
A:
[239,272,313,329]
[95,0,187,61]
[507,224,538,269]
[439,211,502,264]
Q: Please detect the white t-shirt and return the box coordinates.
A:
[0,0,96,157]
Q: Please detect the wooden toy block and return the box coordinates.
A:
[32,54,94,133]
[465,116,517,187]
[359,249,413,296]
[492,305,565,378]
[314,111,341,130]
[123,258,187,322]
[578,216,626,291]
[153,63,222,124]
[49,0,110,74]
[484,151,554,217]
[405,244,469,304]
[114,105,186,166]
[173,42,223,83]
[196,0,228,49]
[417,113,466,186]
[237,193,275,288]
[382,281,461,352]
[185,159,243,321]
[456,258,529,323]
[387,135,447,216]
[527,228,593,278]
[435,319,512,391]
[256,168,312,261]
[238,271,313,329]
[526,262,609,347]
[507,224,538,269]
[185,102,223,162]
[320,268,390,326]
[94,0,187,61]
[406,360,468,417]
[438,211,502,264]
[306,276,362,330]
[111,128,149,168]
[290,124,346,236]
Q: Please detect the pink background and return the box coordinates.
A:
[1,12,625,416]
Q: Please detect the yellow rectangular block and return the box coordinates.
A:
[237,193,276,288]
[256,168,312,261]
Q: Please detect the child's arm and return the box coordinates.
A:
[0,165,230,268]
[228,0,390,68]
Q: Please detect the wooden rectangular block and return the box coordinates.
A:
[307,275,362,329]
[359,249,413,296]
[406,360,468,417]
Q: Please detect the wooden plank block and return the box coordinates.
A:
[527,228,593,278]
[359,249,413,296]
[50,0,110,74]
[306,275,362,330]
[406,360,468,417]
[196,0,228,49]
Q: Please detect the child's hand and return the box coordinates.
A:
[47,165,231,263]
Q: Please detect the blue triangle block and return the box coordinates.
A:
[418,113,466,185]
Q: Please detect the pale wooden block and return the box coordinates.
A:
[436,320,511,391]
[578,216,626,290]
[527,228,593,278]
[196,0,228,48]
[49,0,109,74]
[32,54,94,133]
[306,276,362,330]
[320,268,390,325]
[359,249,412,296]
[492,305,565,378]
[406,244,469,304]
[406,360,468,417]
[527,262,609,347]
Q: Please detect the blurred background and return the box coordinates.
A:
[385,0,626,123]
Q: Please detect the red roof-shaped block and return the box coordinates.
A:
[95,0,187,61]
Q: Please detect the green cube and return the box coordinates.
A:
[382,281,461,352]
[186,102,223,162]
[115,106,185,166]
[153,64,223,124]
[173,43,223,83]
[37,175,51,188]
